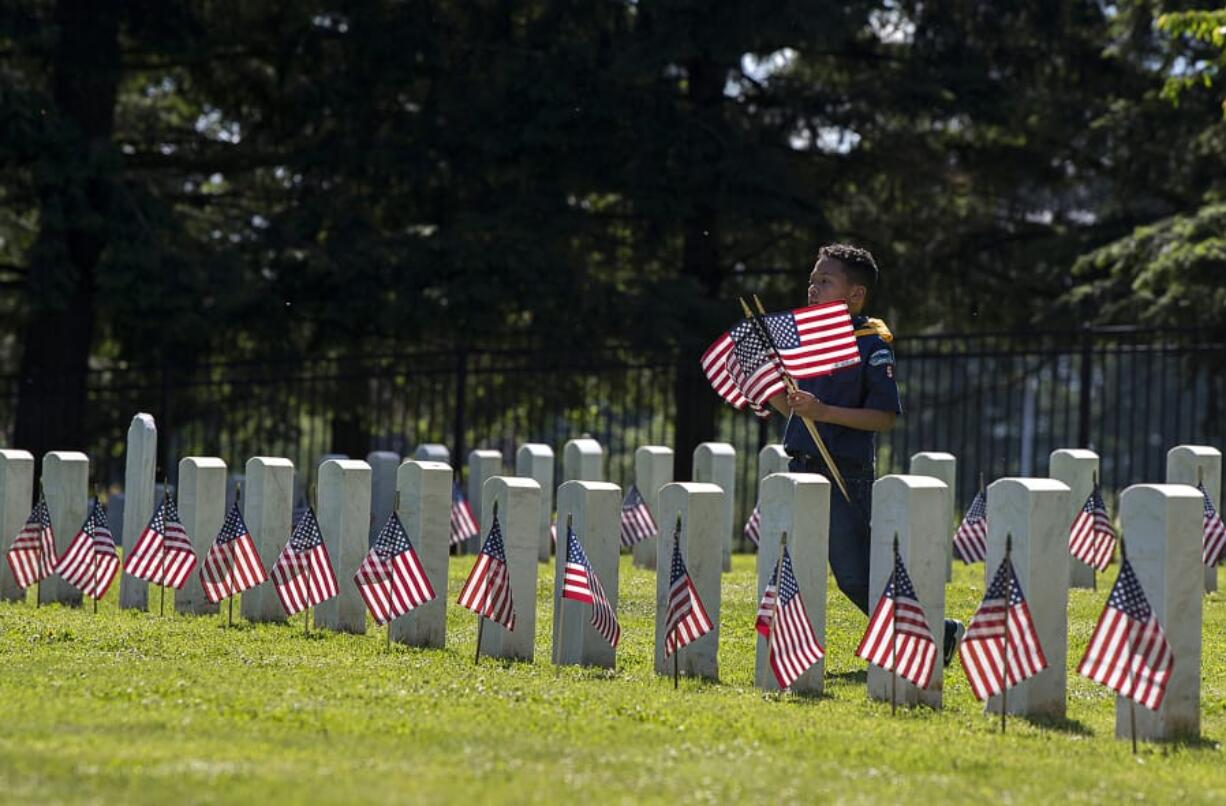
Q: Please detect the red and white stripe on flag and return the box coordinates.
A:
[769,302,860,378]
[561,527,621,649]
[855,590,937,689]
[952,491,987,564]
[1077,558,1172,711]
[5,500,56,590]
[125,504,198,590]
[56,528,119,601]
[355,547,434,625]
[744,504,762,548]
[1068,491,1116,572]
[200,535,266,603]
[273,543,339,616]
[1200,485,1226,566]
[958,557,1048,701]
[664,577,713,656]
[755,547,824,689]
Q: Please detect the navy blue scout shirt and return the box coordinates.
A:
[782,314,903,468]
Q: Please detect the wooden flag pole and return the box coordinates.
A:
[475,499,499,665]
[741,296,851,504]
[672,514,682,690]
[769,531,788,691]
[1120,534,1139,754]
[1001,533,1013,734]
[228,484,241,628]
[1091,470,1099,591]
[556,513,574,667]
[891,534,900,716]
[90,493,100,614]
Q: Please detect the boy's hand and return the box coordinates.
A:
[786,389,827,421]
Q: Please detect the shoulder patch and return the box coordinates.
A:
[868,348,894,367]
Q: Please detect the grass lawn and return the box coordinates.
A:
[1,555,1223,804]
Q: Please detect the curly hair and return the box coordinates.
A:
[817,243,879,299]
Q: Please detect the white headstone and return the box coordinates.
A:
[909,452,957,583]
[654,482,723,680]
[985,477,1071,717]
[176,457,226,615]
[553,480,621,668]
[390,460,452,648]
[0,450,34,602]
[475,476,541,661]
[41,451,89,606]
[415,443,450,464]
[1049,449,1100,589]
[516,444,555,562]
[241,457,295,623]
[758,444,790,479]
[316,459,372,633]
[693,442,736,572]
[1166,445,1221,593]
[631,446,673,570]
[366,451,400,546]
[1117,484,1203,741]
[868,475,951,708]
[467,450,503,551]
[756,472,830,694]
[119,413,157,610]
[563,438,604,482]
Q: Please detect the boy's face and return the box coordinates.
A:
[808,257,867,312]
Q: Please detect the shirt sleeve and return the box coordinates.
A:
[861,339,903,415]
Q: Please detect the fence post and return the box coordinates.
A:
[1077,323,1093,451]
[452,347,468,485]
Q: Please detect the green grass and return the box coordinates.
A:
[1,557,1224,804]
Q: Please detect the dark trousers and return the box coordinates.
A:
[789,456,959,644]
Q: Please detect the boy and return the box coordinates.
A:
[767,243,964,665]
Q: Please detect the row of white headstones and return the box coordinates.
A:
[0,413,1219,743]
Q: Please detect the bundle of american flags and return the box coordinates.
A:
[756,544,824,689]
[200,501,267,603]
[55,499,119,601]
[1069,486,1116,572]
[1199,483,1226,567]
[457,512,516,630]
[561,522,620,648]
[356,511,434,625]
[855,547,937,688]
[272,507,339,617]
[1077,554,1172,710]
[952,490,988,564]
[701,301,860,414]
[743,504,762,548]
[959,553,1047,701]
[5,495,56,590]
[125,495,198,589]
[450,482,479,547]
[664,532,714,656]
[619,485,656,548]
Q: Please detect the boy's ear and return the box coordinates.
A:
[849,283,868,307]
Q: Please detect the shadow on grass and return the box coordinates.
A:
[1020,712,1093,736]
[827,669,868,684]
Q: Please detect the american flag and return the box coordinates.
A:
[271,507,339,616]
[355,511,435,625]
[124,495,198,589]
[1077,557,1173,710]
[664,534,713,656]
[200,501,267,603]
[958,555,1048,701]
[1199,484,1226,567]
[562,524,621,648]
[1068,487,1116,572]
[701,301,860,413]
[55,499,119,600]
[855,550,937,688]
[456,513,515,630]
[744,503,762,548]
[619,485,657,548]
[5,496,56,590]
[756,545,824,688]
[449,482,479,547]
[952,490,988,564]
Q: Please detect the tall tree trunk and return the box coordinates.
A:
[13,0,121,461]
[672,57,725,481]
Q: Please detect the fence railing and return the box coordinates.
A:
[0,327,1221,549]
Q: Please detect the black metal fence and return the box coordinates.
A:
[1,326,1222,549]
